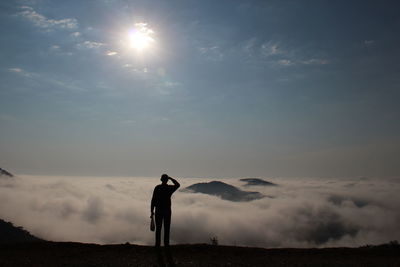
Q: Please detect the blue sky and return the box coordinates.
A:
[1,0,399,177]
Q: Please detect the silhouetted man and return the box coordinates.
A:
[151,174,180,247]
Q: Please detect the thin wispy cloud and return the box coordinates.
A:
[276,58,329,67]
[70,32,81,38]
[242,37,258,57]
[301,59,329,65]
[8,68,23,73]
[261,42,281,56]
[76,41,105,49]
[106,51,118,56]
[7,67,86,92]
[18,6,78,30]
[241,37,330,67]
[8,67,32,77]
[364,40,375,46]
[198,45,224,61]
[277,59,294,66]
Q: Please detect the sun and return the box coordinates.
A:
[128,23,155,52]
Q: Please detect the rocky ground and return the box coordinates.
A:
[1,242,400,267]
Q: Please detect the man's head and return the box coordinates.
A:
[161,174,169,184]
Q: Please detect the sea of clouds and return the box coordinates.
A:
[0,175,399,248]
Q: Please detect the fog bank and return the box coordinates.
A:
[0,175,399,248]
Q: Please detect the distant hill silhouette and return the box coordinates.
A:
[184,181,264,202]
[240,178,277,186]
[0,219,43,244]
[0,168,13,178]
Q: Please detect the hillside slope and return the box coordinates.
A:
[0,219,43,244]
[0,167,13,177]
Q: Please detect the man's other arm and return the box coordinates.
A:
[151,187,157,216]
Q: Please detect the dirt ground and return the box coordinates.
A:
[1,242,399,267]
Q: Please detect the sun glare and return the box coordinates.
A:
[129,23,155,52]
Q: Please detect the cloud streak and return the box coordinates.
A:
[241,37,329,67]
[76,41,105,50]
[18,6,78,30]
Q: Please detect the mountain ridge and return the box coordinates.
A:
[184,180,265,201]
[240,178,277,186]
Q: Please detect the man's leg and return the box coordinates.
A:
[155,212,163,247]
[164,211,171,246]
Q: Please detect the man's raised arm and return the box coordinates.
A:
[169,176,180,191]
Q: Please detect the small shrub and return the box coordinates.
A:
[210,236,219,246]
